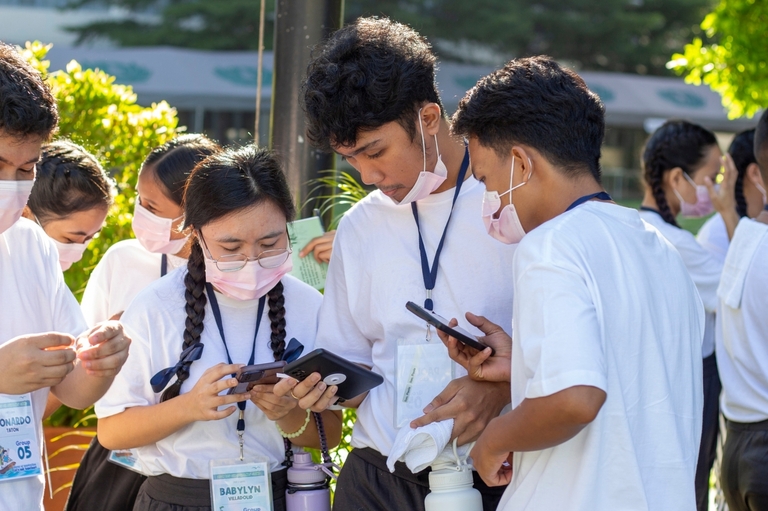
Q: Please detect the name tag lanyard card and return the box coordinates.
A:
[206,283,274,511]
[395,147,469,428]
[0,393,44,484]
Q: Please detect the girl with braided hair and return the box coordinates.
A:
[697,129,766,263]
[22,140,115,271]
[95,145,341,511]
[639,119,738,511]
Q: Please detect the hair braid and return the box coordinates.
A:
[267,281,287,362]
[642,120,717,227]
[161,240,207,401]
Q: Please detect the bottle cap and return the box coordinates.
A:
[428,466,474,491]
[287,451,328,485]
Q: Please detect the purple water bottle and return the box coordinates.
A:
[285,449,331,511]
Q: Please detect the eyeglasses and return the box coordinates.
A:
[199,232,292,272]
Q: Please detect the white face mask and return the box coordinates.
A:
[391,107,447,205]
[481,156,531,244]
[132,201,188,254]
[0,179,35,235]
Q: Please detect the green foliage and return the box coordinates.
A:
[307,170,372,230]
[65,0,715,75]
[667,0,768,119]
[20,41,180,299]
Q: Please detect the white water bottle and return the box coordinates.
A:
[424,465,483,511]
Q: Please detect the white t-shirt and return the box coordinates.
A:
[95,271,322,477]
[696,213,729,265]
[640,210,722,357]
[0,219,87,511]
[315,176,517,456]
[498,202,704,511]
[716,219,768,423]
[80,239,186,325]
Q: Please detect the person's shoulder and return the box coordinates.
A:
[280,274,323,308]
[101,238,156,261]
[3,218,58,271]
[122,266,187,319]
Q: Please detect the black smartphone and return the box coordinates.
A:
[405,301,495,355]
[283,349,384,401]
[228,361,286,394]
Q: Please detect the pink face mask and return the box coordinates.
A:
[481,156,530,244]
[0,179,34,235]
[675,173,715,218]
[202,245,294,301]
[392,108,447,205]
[51,238,88,271]
[132,201,188,254]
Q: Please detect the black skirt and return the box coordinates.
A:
[64,436,146,511]
[133,468,288,511]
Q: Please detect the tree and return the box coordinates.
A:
[667,0,767,119]
[66,0,715,75]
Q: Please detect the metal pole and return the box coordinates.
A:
[254,0,266,146]
[270,0,344,217]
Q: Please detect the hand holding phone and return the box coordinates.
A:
[227,361,286,395]
[438,311,513,383]
[405,301,494,355]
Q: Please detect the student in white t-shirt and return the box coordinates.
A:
[302,17,516,511]
[698,129,765,263]
[96,145,342,511]
[716,110,768,511]
[22,140,115,271]
[638,119,739,511]
[80,134,219,325]
[445,56,704,511]
[0,42,130,511]
[67,134,220,511]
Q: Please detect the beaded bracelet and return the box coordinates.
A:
[277,409,311,439]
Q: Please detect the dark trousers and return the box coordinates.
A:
[695,353,722,511]
[332,447,506,511]
[133,468,288,511]
[64,437,146,511]
[720,419,768,511]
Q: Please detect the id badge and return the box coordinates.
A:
[395,336,454,428]
[108,449,145,474]
[210,457,273,511]
[0,393,42,482]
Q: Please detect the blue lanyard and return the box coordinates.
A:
[566,191,613,212]
[160,254,168,277]
[764,204,768,212]
[410,146,470,311]
[205,282,265,425]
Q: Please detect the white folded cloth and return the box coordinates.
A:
[387,419,472,473]
[718,218,768,309]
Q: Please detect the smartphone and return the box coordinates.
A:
[283,349,384,401]
[228,361,286,394]
[405,301,494,355]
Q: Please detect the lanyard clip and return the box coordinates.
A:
[424,289,434,311]
[237,409,245,461]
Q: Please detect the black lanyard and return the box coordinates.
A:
[566,191,613,212]
[410,146,470,311]
[160,254,168,277]
[205,282,266,437]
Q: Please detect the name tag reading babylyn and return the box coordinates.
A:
[0,393,42,482]
[210,457,273,511]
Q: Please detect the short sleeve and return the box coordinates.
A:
[673,234,722,313]
[80,252,113,326]
[314,222,374,367]
[49,245,88,337]
[95,305,156,418]
[515,261,607,399]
